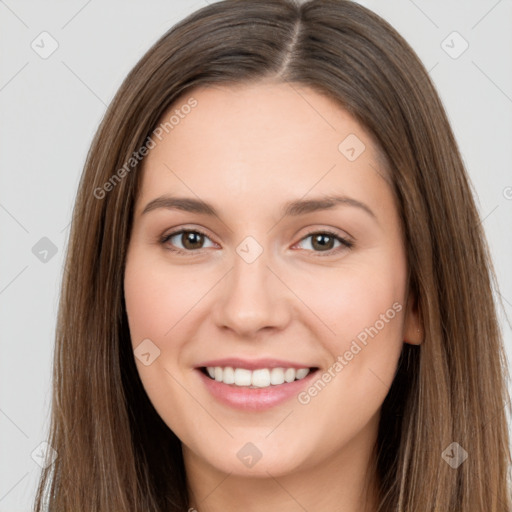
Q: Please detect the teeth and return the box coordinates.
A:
[284,368,295,383]
[251,369,270,388]
[234,368,252,386]
[270,367,285,385]
[204,366,312,388]
[223,366,235,384]
[295,368,310,379]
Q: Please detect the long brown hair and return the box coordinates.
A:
[34,0,511,510]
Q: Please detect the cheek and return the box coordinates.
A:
[297,252,407,408]
[124,261,165,346]
[296,262,406,351]
[123,249,205,345]
[123,249,198,432]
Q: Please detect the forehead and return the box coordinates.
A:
[136,82,390,218]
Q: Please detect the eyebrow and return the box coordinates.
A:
[141,194,377,221]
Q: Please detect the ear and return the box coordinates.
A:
[403,290,423,345]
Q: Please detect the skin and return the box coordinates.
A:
[123,81,422,512]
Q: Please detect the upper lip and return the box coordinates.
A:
[196,357,317,371]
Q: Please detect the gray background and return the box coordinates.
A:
[1,0,511,509]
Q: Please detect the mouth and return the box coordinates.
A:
[194,360,320,410]
[198,365,318,388]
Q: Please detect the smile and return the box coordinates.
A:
[195,359,320,410]
[203,366,311,388]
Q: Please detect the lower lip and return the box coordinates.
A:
[196,368,317,411]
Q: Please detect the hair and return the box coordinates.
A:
[34,0,511,510]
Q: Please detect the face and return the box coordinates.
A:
[123,81,420,479]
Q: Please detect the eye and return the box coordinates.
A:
[294,230,353,256]
[160,229,216,254]
[160,228,353,257]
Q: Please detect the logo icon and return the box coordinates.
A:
[134,338,161,366]
[441,441,468,468]
[31,32,59,59]
[338,134,366,161]
[236,236,264,264]
[441,32,469,59]
[31,441,58,468]
[236,442,263,468]
[32,237,58,263]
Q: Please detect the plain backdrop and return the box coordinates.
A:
[1,0,511,510]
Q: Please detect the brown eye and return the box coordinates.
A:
[180,231,205,250]
[311,233,337,251]
[161,229,216,253]
[295,231,353,256]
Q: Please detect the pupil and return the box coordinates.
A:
[313,234,333,251]
[184,231,203,249]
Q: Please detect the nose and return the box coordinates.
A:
[212,245,292,339]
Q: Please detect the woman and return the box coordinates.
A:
[34,0,512,510]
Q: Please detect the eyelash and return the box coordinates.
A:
[159,228,354,257]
